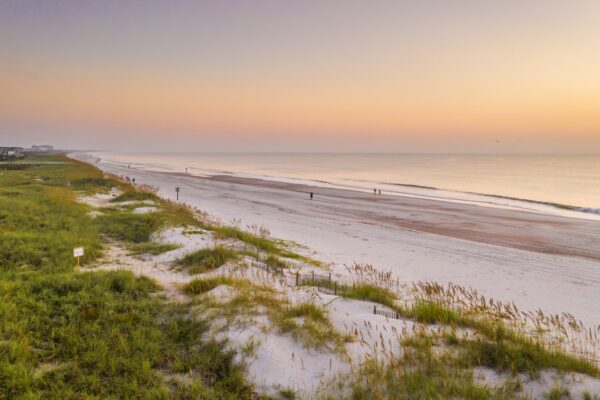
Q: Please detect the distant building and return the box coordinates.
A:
[0,147,25,159]
[30,145,54,152]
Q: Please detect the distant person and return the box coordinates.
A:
[378,189,381,195]
[132,178,136,184]
[310,192,313,200]
[373,188,376,195]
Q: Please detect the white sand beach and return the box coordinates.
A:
[71,152,600,329]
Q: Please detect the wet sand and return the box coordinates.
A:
[208,174,600,262]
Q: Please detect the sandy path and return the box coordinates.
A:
[70,152,600,328]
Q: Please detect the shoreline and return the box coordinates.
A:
[70,152,600,328]
[85,151,600,222]
[206,173,600,262]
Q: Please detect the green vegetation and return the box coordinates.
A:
[186,277,349,351]
[404,300,465,325]
[276,303,349,350]
[178,246,239,274]
[283,303,328,323]
[0,271,253,399]
[0,156,103,271]
[343,284,396,307]
[545,385,569,400]
[213,225,322,267]
[111,188,159,203]
[93,187,199,245]
[458,336,600,378]
[214,225,278,253]
[299,275,600,381]
[263,254,290,270]
[183,276,236,296]
[301,278,396,308]
[71,176,122,193]
[4,154,599,398]
[278,387,297,399]
[95,211,162,243]
[582,390,599,400]
[349,333,518,400]
[0,154,257,399]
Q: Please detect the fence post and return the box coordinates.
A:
[334,281,337,295]
[328,273,331,282]
[373,306,377,315]
[296,271,299,286]
[311,271,315,282]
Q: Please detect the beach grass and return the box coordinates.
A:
[213,225,323,267]
[214,225,278,253]
[183,276,236,296]
[298,273,600,381]
[111,188,160,203]
[94,211,162,243]
[178,246,239,274]
[0,156,104,272]
[185,276,350,351]
[349,332,516,400]
[4,153,600,398]
[0,154,258,399]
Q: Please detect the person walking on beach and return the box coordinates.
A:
[310,192,313,200]
[378,189,381,195]
[374,188,376,195]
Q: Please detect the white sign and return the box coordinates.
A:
[73,247,84,257]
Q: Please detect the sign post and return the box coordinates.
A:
[73,247,84,271]
[175,187,180,201]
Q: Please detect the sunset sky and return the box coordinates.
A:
[1,0,600,152]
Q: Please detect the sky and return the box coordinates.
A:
[1,0,600,153]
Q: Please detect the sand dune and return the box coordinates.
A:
[71,152,600,328]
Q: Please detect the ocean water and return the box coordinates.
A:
[94,152,600,220]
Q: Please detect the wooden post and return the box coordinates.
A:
[311,271,315,282]
[296,271,299,286]
[77,256,80,272]
[373,306,377,315]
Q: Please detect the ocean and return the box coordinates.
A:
[93,152,600,220]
